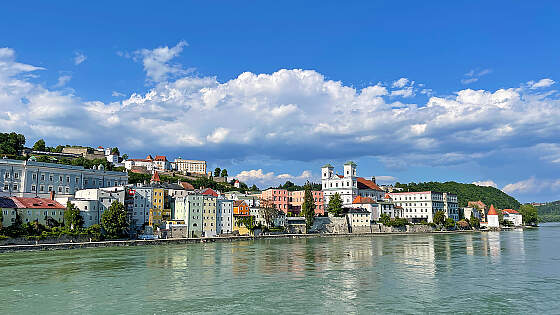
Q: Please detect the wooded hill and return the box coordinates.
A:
[394,181,521,209]
[536,201,560,222]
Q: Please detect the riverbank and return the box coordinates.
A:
[0,229,493,253]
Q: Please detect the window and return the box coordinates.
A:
[14,172,19,179]
[49,175,53,181]
[76,177,79,184]
[3,184,8,191]
[65,187,70,193]
[5,172,9,179]
[48,186,53,192]
[31,185,36,191]
[58,186,62,193]
[40,185,45,192]
[32,174,37,180]
[66,176,70,183]
[41,174,45,181]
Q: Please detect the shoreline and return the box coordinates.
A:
[0,229,497,253]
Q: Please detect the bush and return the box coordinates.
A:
[385,217,409,228]
[444,218,456,229]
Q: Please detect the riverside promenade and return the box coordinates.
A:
[0,230,485,253]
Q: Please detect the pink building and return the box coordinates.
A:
[260,189,324,215]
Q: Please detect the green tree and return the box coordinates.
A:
[379,213,391,225]
[101,201,128,238]
[122,153,129,160]
[433,211,446,225]
[110,147,120,155]
[327,193,343,217]
[32,139,46,151]
[260,199,281,227]
[470,213,480,229]
[220,169,228,177]
[444,217,456,229]
[250,184,258,191]
[64,202,84,231]
[301,182,316,229]
[0,132,26,155]
[518,204,538,226]
[214,167,221,177]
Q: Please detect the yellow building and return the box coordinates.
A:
[233,215,253,236]
[1,197,65,226]
[202,195,217,237]
[150,187,164,226]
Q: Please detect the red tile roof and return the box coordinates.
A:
[357,177,383,191]
[233,200,246,207]
[10,197,64,209]
[502,208,519,214]
[146,155,153,161]
[337,175,344,178]
[488,204,498,216]
[201,188,218,197]
[352,196,376,204]
[154,155,167,161]
[180,182,194,190]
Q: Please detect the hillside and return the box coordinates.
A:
[394,181,521,209]
[536,201,560,222]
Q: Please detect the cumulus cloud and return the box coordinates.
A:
[74,51,87,65]
[375,175,397,183]
[392,78,409,88]
[472,180,498,188]
[131,41,190,82]
[2,45,560,178]
[112,91,125,97]
[502,177,560,195]
[234,169,313,186]
[528,78,555,89]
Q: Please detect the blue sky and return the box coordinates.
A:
[1,1,559,202]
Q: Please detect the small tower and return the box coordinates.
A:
[487,204,499,228]
[321,164,334,180]
[343,161,357,178]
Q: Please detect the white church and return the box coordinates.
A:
[321,161,385,206]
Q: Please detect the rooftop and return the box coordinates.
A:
[10,197,65,209]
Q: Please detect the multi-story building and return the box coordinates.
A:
[173,194,203,237]
[64,186,127,227]
[61,146,105,160]
[150,187,165,226]
[443,193,459,221]
[202,195,217,237]
[321,162,384,206]
[233,200,250,215]
[217,198,233,234]
[153,155,170,171]
[260,189,324,215]
[502,209,523,226]
[124,155,154,172]
[0,196,65,226]
[128,186,153,230]
[173,158,207,175]
[388,191,448,223]
[0,159,128,199]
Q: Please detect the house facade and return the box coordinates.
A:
[321,162,384,206]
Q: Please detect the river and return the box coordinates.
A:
[1,224,559,314]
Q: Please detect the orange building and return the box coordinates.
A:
[260,189,324,215]
[233,200,250,215]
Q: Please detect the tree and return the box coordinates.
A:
[444,217,456,229]
[518,204,538,226]
[327,193,343,217]
[220,169,228,177]
[110,147,120,156]
[301,182,316,228]
[379,213,391,225]
[470,213,480,229]
[214,167,221,177]
[0,209,3,231]
[122,154,129,160]
[32,139,46,151]
[0,132,26,155]
[101,200,128,238]
[260,199,281,227]
[433,211,446,225]
[64,202,84,231]
[250,184,259,191]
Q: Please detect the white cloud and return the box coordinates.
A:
[235,169,313,186]
[391,86,414,98]
[74,51,87,65]
[131,41,189,82]
[112,91,125,97]
[375,175,397,183]
[392,77,409,88]
[502,177,560,195]
[472,180,498,188]
[1,46,560,178]
[462,68,491,85]
[528,78,555,89]
[54,74,72,88]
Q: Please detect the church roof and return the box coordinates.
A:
[344,161,357,166]
[357,177,383,191]
[322,164,333,168]
[151,171,161,182]
[352,196,377,204]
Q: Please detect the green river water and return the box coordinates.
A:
[1,223,559,314]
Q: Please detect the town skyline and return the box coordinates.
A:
[1,1,559,203]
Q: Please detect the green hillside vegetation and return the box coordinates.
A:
[273,181,322,191]
[394,181,521,209]
[536,201,560,222]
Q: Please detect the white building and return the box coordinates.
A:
[124,156,154,172]
[346,208,371,229]
[173,158,207,175]
[388,191,446,223]
[487,205,499,228]
[153,156,171,171]
[321,162,384,206]
[0,158,128,199]
[502,208,523,226]
[443,193,459,221]
[463,207,481,220]
[128,186,153,230]
[217,198,234,234]
[59,186,126,227]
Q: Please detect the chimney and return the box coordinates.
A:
[371,176,376,184]
[50,190,55,201]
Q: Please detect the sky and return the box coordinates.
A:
[1,1,559,202]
